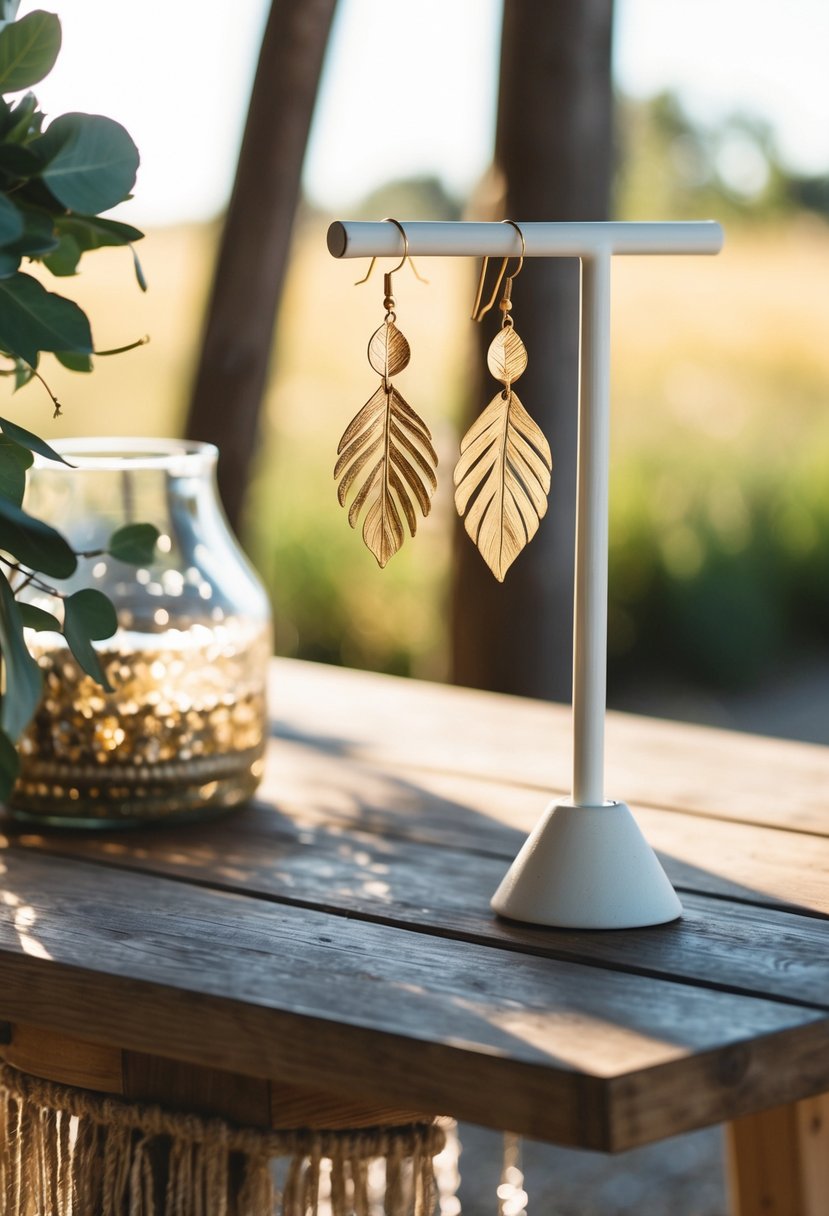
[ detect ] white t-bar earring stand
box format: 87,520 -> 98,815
328,220 -> 724,929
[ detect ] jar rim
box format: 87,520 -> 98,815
31,437 -> 218,472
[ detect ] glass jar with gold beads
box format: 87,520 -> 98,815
10,438 -> 272,828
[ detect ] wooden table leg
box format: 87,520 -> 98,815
726,1094 -> 829,1216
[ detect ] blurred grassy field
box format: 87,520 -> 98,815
6,215 -> 829,687
1,224 -> 216,439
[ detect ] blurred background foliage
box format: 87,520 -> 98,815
5,84 -> 829,715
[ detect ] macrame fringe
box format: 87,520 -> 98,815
0,1064 -> 444,1216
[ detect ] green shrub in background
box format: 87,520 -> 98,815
251,438 -> 829,696
247,443 -> 449,680
608,451 -> 829,692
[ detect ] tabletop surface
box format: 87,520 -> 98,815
2,658 -> 829,1152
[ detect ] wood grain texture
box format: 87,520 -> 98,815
16,727 -> 829,920
123,1053 -> 272,1127
4,658 -> 829,1158
727,1094 -> 829,1216
0,848 -> 826,1149
268,1084 -> 428,1131
123,1053 -> 427,1130
12,802 -> 829,1007
2,1023 -> 122,1092
0,1024 -> 428,1130
266,659 -> 829,836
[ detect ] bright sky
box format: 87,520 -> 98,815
18,0 -> 829,227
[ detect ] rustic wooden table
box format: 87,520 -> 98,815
2,658 -> 829,1215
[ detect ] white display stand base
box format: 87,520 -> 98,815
491,801 -> 682,929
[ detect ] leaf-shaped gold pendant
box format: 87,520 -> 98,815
335,378 -> 438,569
487,326 -> 528,386
368,320 -> 410,382
454,385 -> 552,582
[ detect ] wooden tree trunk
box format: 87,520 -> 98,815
451,0 -> 614,701
184,0 -> 337,532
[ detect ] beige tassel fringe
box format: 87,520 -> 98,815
0,1064 -> 444,1216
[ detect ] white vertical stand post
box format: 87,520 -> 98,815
491,248 -> 682,928
329,221 -> 722,930
573,252 -> 611,809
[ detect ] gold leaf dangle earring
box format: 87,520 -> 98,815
335,218 -> 438,568
454,220 -> 552,582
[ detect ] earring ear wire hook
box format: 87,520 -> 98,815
471,219 -> 526,321
503,218 -> 525,281
354,218 -> 428,287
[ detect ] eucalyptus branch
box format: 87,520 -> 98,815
96,335 -> 149,357
27,365 -> 63,418
13,569 -> 35,593
0,555 -> 61,599
1,546 -> 115,592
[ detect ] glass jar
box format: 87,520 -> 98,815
10,438 -> 272,828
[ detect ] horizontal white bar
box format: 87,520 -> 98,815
327,220 -> 724,260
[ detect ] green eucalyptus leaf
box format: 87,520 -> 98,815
12,356 -> 31,389
0,431 -> 31,503
0,569 -> 42,741
43,232 -> 81,277
0,143 -> 39,178
0,10 -> 61,92
0,250 -> 20,278
0,727 -> 20,802
108,522 -> 159,566
0,193 -> 22,245
0,414 -> 71,463
4,91 -> 40,143
0,272 -> 93,364
56,214 -> 144,249
54,348 -> 91,372
2,205 -> 58,257
63,587 -> 116,691
36,112 -> 139,214
0,495 -> 76,577
18,601 -> 59,632
53,215 -> 146,287
131,245 -> 147,291
64,587 -> 116,639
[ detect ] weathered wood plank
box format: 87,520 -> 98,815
0,849 -> 826,1149
9,811 -> 829,1011
267,1084 -> 429,1131
123,1052 -> 272,1126
269,660 -> 829,836
13,737 -> 829,918
1,1022 -> 122,1092
123,1054 -> 428,1130
0,1024 -> 428,1129
611,1031 -> 829,1155
9,811 -> 829,1066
